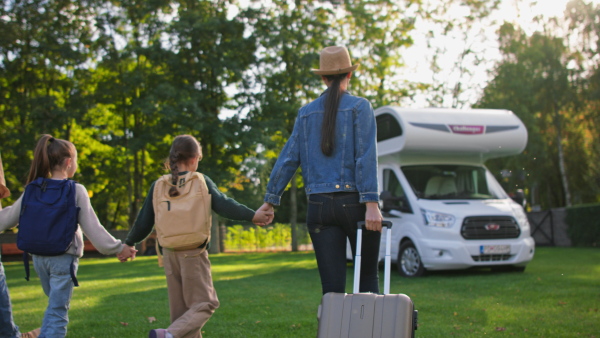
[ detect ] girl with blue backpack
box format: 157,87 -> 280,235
0,134 -> 137,338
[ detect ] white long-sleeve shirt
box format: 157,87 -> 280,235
0,182 -> 124,257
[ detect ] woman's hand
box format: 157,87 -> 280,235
364,202 -> 383,232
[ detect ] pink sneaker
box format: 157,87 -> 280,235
149,329 -> 169,338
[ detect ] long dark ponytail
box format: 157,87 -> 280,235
165,135 -> 202,197
321,73 -> 348,156
26,134 -> 75,184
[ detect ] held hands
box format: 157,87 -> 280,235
365,202 -> 383,232
253,202 -> 275,226
117,245 -> 138,262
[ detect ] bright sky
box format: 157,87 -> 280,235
402,0 -> 600,108
516,0 -> 575,20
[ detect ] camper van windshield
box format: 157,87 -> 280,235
402,165 -> 507,200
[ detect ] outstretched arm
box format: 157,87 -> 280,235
204,175 -> 257,222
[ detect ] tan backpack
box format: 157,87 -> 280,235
152,172 -> 212,251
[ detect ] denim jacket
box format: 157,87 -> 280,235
264,91 -> 379,205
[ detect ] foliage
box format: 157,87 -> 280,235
411,0 -> 502,108
477,1 -> 600,209
565,203 -> 600,247
4,247 -> 600,336
333,0 -> 417,107
0,0 -> 257,228
1,0 -> 425,230
1,0 -> 598,231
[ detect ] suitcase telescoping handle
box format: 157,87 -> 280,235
354,221 -> 393,295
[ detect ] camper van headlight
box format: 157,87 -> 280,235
421,209 -> 455,228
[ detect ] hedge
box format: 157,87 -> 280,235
223,223 -> 311,251
566,204 -> 600,247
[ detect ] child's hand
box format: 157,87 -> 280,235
253,203 -> 274,226
117,245 -> 138,262
0,182 -> 10,199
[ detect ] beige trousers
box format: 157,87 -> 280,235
162,248 -> 219,338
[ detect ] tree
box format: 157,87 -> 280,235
335,0 -> 417,107
477,20 -> 594,208
92,0 -> 173,226
0,151 -> 7,210
0,0 -> 100,196
565,0 -> 600,201
242,0 -> 332,250
406,0 -> 501,108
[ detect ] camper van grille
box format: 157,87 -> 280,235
471,254 -> 512,262
461,216 -> 520,240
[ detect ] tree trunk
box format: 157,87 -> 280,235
129,149 -> 140,226
209,211 -> 220,254
554,104 -> 571,207
219,224 -> 227,253
290,173 -> 298,252
0,152 -> 5,210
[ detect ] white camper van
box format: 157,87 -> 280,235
372,106 -> 535,277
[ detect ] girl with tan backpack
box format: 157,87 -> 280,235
124,134 -> 273,338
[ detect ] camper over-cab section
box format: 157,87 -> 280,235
375,107 -> 528,165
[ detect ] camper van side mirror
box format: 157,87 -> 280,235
510,189 -> 526,208
380,191 -> 394,212
380,191 -> 411,215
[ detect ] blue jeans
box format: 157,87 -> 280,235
33,254 -> 78,338
307,192 -> 381,295
1,260 -> 21,338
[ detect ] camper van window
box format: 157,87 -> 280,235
376,113 -> 402,142
381,169 -> 412,214
402,165 -> 506,200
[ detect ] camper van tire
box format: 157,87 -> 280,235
398,241 -> 425,277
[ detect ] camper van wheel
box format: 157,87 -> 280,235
398,241 -> 425,277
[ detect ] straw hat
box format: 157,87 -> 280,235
311,46 -> 359,75
0,183 -> 9,199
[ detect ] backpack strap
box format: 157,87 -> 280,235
23,252 -> 30,281
159,172 -> 201,187
192,172 -> 209,195
70,257 -> 79,287
68,180 -> 79,287
22,252 -> 79,286
157,172 -> 207,198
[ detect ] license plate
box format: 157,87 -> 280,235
480,245 -> 510,254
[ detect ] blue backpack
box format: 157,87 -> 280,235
17,178 -> 80,285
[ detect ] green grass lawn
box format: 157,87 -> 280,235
3,247 -> 600,337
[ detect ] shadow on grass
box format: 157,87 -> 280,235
6,248 -> 599,337
68,288 -> 171,337
64,257 -> 324,338
37,252 -> 320,337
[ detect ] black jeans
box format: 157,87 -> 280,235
307,192 -> 381,295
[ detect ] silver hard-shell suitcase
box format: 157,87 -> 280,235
317,221 -> 418,338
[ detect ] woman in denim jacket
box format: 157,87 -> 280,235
259,46 -> 383,295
